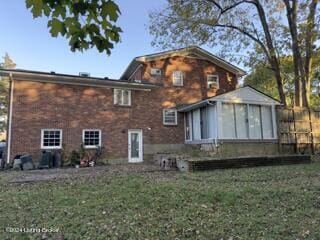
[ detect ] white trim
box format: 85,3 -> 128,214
216,101 -> 223,139
212,86 -> 280,105
41,129 -> 62,149
113,89 -> 131,106
82,129 -> 102,149
207,74 -> 219,89
128,129 -> 143,163
128,64 -> 143,81
184,112 -> 193,141
163,109 -> 178,125
218,99 -> 277,105
272,105 -> 277,139
178,86 -> 280,113
185,139 -> 277,144
6,75 -> 14,163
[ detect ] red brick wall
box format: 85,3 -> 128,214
10,56 -> 237,162
132,56 -> 237,99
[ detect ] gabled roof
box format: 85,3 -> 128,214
0,69 -> 160,91
120,46 -> 246,80
178,86 -> 281,112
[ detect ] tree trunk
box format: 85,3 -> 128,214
305,0 -> 318,106
283,0 -> 308,107
254,0 -> 287,106
272,59 -> 287,106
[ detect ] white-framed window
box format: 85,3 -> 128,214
221,103 -> 274,140
41,129 -> 62,149
114,89 -> 131,106
172,71 -> 183,86
151,68 -> 162,76
163,109 -> 178,125
207,75 -> 219,89
83,129 -> 101,149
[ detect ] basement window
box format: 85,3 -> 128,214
163,109 -> 178,125
83,129 -> 101,149
41,129 -> 62,149
114,89 -> 131,106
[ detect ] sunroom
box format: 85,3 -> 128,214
178,86 -> 281,145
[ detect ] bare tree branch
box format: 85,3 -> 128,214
214,24 -> 271,61
205,0 -> 254,14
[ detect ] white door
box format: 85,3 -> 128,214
128,129 -> 143,163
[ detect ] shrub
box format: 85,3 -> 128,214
69,150 -> 80,166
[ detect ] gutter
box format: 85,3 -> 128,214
178,99 -> 210,112
0,70 -> 159,91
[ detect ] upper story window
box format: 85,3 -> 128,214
83,129 -> 101,149
114,89 -> 131,106
163,109 -> 178,125
172,71 -> 184,86
207,75 -> 219,89
41,129 -> 62,149
151,68 -> 162,76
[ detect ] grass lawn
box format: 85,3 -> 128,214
1,163 -> 320,240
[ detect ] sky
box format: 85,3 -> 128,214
0,0 -> 172,79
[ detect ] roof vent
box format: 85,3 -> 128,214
50,71 -> 56,74
104,77 -> 109,80
79,72 -> 90,77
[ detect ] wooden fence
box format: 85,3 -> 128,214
277,107 -> 320,155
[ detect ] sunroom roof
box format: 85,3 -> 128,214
178,86 -> 281,112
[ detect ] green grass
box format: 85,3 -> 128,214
1,163 -> 320,239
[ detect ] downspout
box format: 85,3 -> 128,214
6,73 -> 13,164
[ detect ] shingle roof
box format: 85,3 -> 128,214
0,68 -> 160,90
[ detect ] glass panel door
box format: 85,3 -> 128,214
235,104 -> 248,139
130,133 -> 139,158
128,130 -> 143,162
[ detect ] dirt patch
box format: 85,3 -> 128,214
6,163 -> 171,183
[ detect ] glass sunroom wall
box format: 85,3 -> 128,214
220,102 -> 275,140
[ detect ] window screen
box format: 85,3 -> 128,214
172,71 -> 183,86
261,106 -> 273,138
249,105 -> 262,139
200,107 -> 208,139
185,112 -> 192,140
235,104 -> 248,138
222,103 -> 236,138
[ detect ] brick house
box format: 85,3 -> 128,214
0,46 -> 280,164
